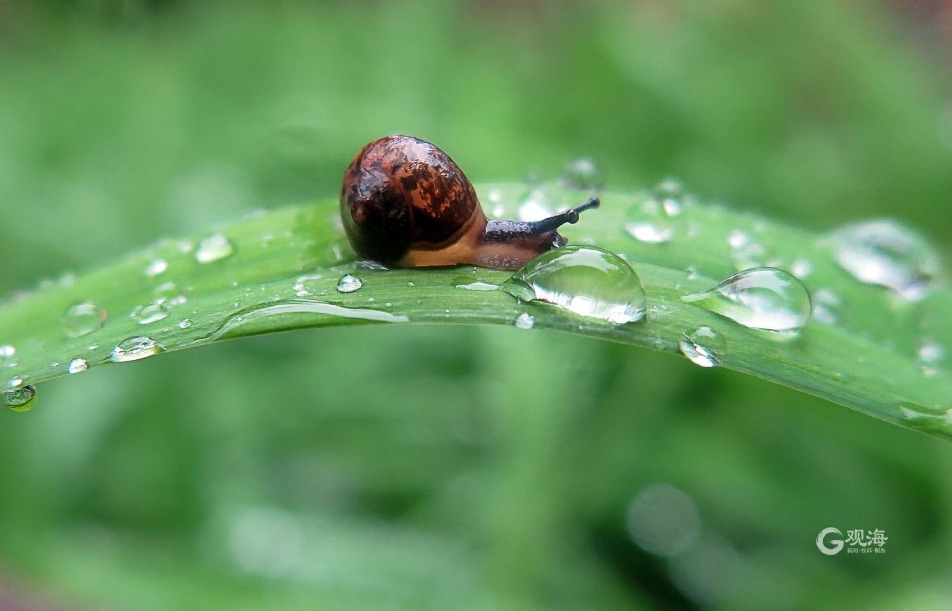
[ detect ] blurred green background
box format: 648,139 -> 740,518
1,0 -> 951,609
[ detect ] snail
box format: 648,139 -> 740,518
340,135 -> 599,270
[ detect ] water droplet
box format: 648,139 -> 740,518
144,258 -> 168,277
682,267 -> 812,332
653,179 -> 686,217
790,258 -> 812,279
0,345 -> 17,367
200,301 -> 408,342
504,245 -> 647,324
456,281 -> 499,291
293,273 -> 324,297
679,326 -> 725,368
110,337 -> 163,363
727,229 -> 750,250
830,220 -> 941,300
357,260 -> 388,270
727,229 -> 767,271
514,313 -> 535,329
63,301 -> 105,338
517,189 -> 555,222
195,233 -> 234,264
811,289 -> 842,326
154,281 -> 187,306
627,221 -> 673,244
336,274 -> 362,293
898,403 -> 952,434
918,339 -> 945,377
178,319 -> 193,329
624,195 -> 678,244
131,301 -> 171,325
67,358 -> 88,374
4,385 -> 36,412
560,157 -> 603,190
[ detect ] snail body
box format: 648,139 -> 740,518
340,135 -> 598,270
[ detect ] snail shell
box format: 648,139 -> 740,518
340,135 -> 598,270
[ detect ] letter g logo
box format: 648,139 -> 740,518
816,527 -> 844,555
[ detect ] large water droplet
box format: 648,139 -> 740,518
682,267 -> 812,332
336,274 -> 362,293
504,245 -> 647,324
830,220 -> 941,300
131,301 -> 171,325
679,326 -> 725,368
63,301 -> 105,338
4,384 -> 36,412
195,233 -> 235,264
110,336 -> 163,363
560,157 -> 603,190
67,358 -> 88,374
201,301 -> 408,342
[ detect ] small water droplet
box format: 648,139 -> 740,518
830,220 -> 941,300
679,326 -> 725,368
790,259 -> 812,279
0,345 -> 17,368
195,233 -> 234,264
131,301 -> 171,325
653,179 -> 686,217
898,402 -> 952,434
110,336 -> 163,363
456,281 -> 499,291
178,319 -> 193,329
154,281 -> 187,306
514,312 -> 535,329
4,385 -> 36,412
67,358 -> 88,374
811,289 -> 842,326
682,267 -> 812,332
727,229 -> 767,270
63,301 -> 105,338
624,194 -> 679,244
504,245 -> 647,324
144,258 -> 168,277
517,189 -> 555,222
626,222 -> 673,244
918,339 -> 945,377
336,274 -> 362,293
727,230 -> 750,250
560,157 -> 603,190
293,273 -> 324,297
